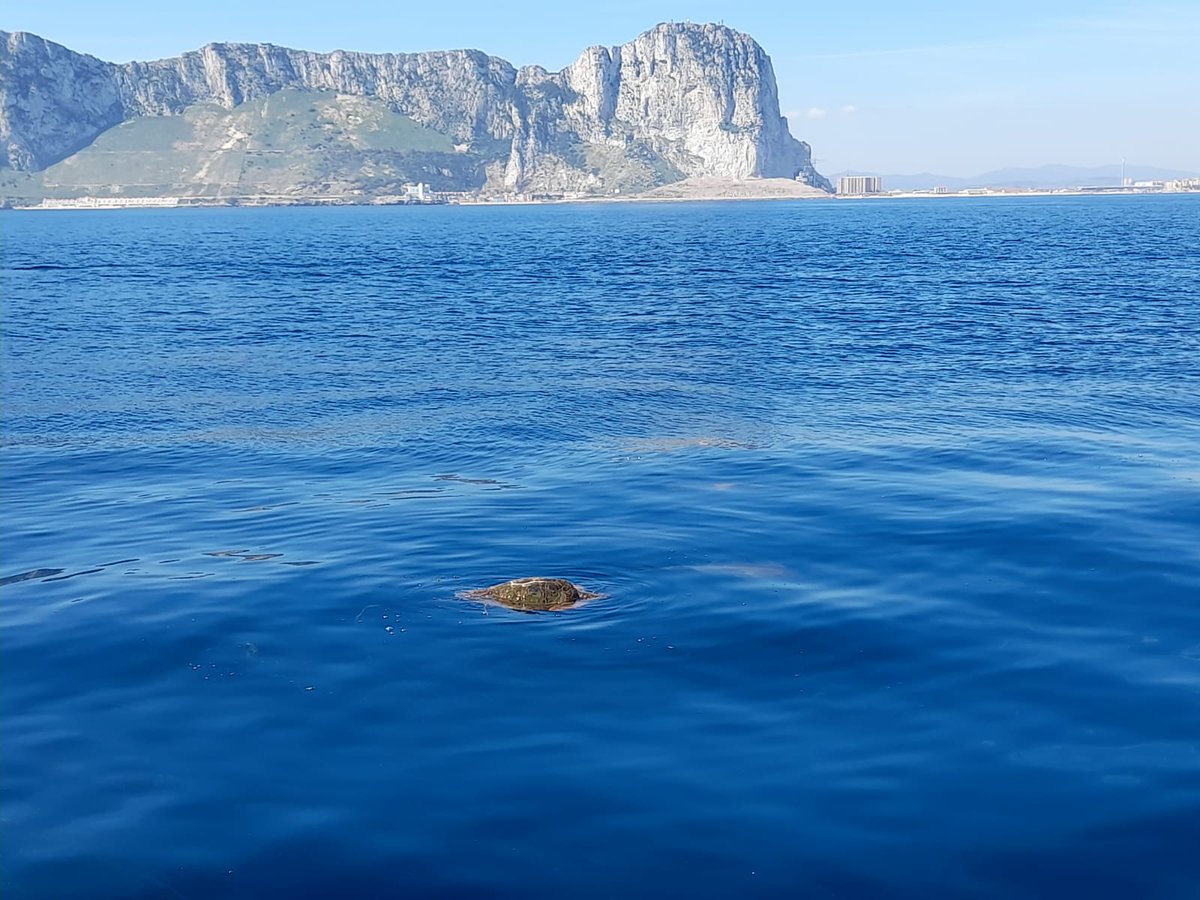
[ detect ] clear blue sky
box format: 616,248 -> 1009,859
4,1 -> 1197,175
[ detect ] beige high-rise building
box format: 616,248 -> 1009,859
837,176 -> 883,195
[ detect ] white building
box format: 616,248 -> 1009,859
838,175 -> 882,195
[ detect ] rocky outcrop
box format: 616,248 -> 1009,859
0,32 -> 124,170
115,44 -> 518,144
463,578 -> 603,612
1,23 -> 830,193
505,24 -> 827,191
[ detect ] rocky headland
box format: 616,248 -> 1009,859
0,23 -> 831,202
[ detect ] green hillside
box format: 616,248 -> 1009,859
6,90 -> 498,200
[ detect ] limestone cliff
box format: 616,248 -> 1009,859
1,31 -> 125,170
0,23 -> 831,195
507,24 -> 826,192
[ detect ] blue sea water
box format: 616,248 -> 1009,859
2,195 -> 1199,898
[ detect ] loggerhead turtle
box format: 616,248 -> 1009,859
461,577 -> 603,612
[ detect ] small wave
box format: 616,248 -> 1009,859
40,568 -> 105,582
204,550 -> 284,562
1011,742 -> 1200,773
434,473 -> 519,488
619,436 -> 763,454
689,562 -> 794,580
7,262 -> 118,271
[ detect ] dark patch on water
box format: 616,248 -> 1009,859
204,550 -> 284,561
40,568 -> 105,582
0,567 -> 65,585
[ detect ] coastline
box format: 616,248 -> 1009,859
6,181 -> 1197,211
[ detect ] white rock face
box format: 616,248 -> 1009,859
0,23 -> 830,193
0,31 -> 125,170
116,44 -> 519,144
507,23 -> 826,191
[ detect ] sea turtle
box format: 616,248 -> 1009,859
462,577 -> 603,612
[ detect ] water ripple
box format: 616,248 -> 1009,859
2,196 -> 1198,899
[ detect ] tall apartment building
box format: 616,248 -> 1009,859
837,176 -> 883,195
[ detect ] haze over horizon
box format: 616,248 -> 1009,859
4,0 -> 1197,177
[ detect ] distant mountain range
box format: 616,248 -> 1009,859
834,165 -> 1199,192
